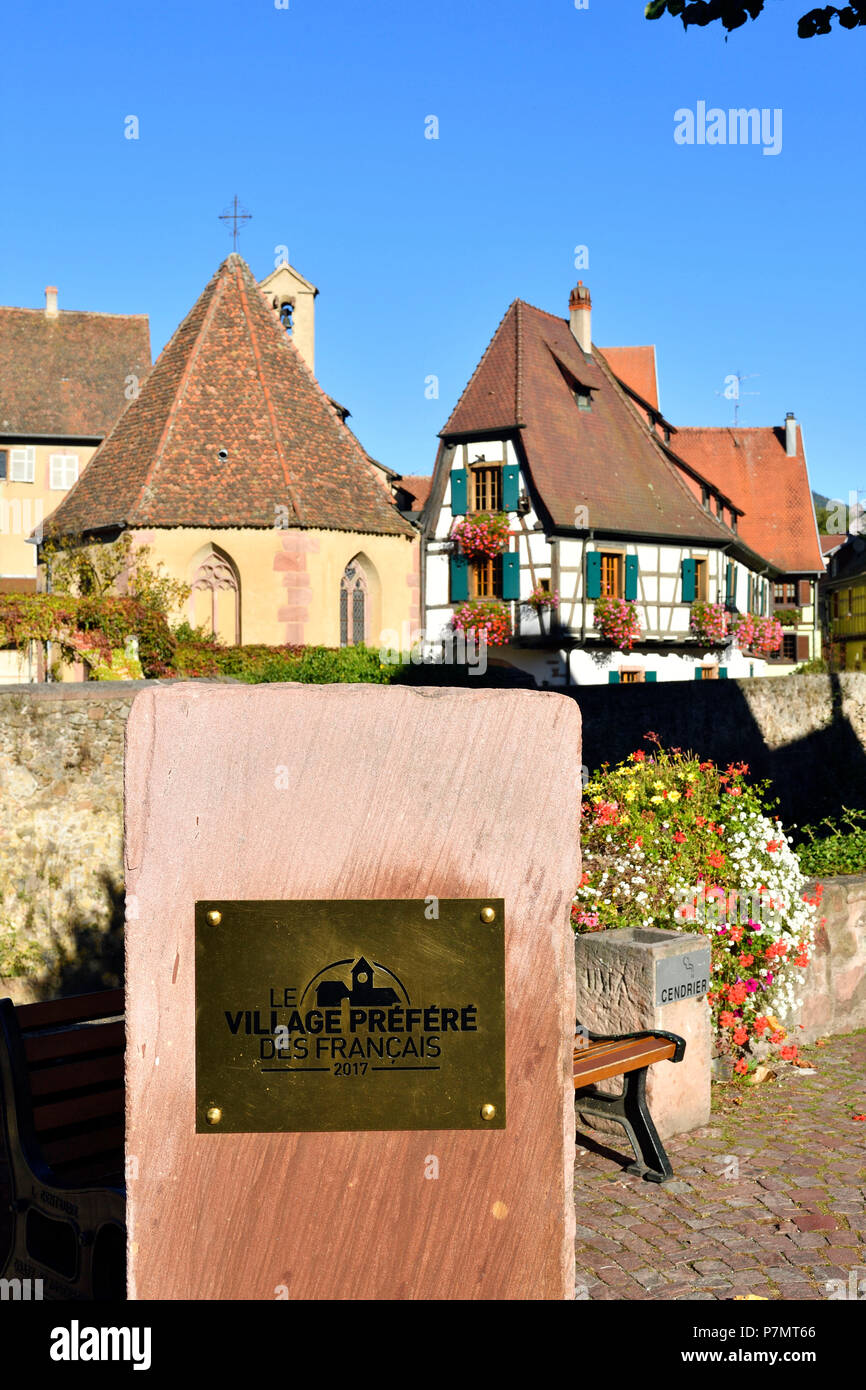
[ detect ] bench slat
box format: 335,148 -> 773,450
574,1037 -> 676,1087
24,1021 -> 125,1064
15,990 -> 124,1032
28,1053 -> 125,1098
40,1124 -> 125,1168
32,1086 -> 125,1133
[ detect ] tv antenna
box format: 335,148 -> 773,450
715,370 -> 759,426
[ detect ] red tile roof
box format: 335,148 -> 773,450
441,299 -> 732,542
598,345 -> 659,410
0,306 -> 151,437
44,255 -> 414,538
399,475 -> 432,510
674,426 -> 825,574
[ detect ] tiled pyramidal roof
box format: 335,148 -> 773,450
441,298 -> 732,542
0,306 -> 151,436
674,426 -> 825,574
45,254 -> 414,537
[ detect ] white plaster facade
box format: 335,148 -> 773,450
424,439 -> 776,687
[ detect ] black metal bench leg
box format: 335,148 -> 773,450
576,1066 -> 675,1184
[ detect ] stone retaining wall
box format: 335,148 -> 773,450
0,683 -> 142,1001
799,874 -> 866,1042
1,677 -> 866,1018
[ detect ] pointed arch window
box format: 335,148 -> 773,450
192,548 -> 240,645
340,560 -> 368,646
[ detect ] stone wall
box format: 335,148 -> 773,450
0,683 -> 142,1001
1,674 -> 866,1010
799,874 -> 866,1043
572,671 -> 866,827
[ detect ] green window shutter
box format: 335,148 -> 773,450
586,551 -> 601,600
725,561 -> 735,605
681,557 -> 696,603
645,670 -> 657,682
450,468 -> 468,516
502,463 -> 520,511
747,574 -> 754,611
719,667 -> 728,678
450,553 -> 469,602
608,671 -> 620,684
501,552 -> 520,601
625,555 -> 638,601
694,667 -> 703,680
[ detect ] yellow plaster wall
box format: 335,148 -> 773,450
132,526 -> 419,648
0,443 -> 98,581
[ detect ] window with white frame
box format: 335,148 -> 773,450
49,453 -> 79,490
9,447 -> 35,483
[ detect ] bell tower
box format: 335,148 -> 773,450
259,259 -> 319,373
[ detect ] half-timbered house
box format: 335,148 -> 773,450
421,283 -> 821,686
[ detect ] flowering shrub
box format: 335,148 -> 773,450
735,613 -> 783,657
593,597 -> 641,652
0,594 -> 174,676
451,601 -> 511,645
526,585 -> 559,613
690,601 -> 729,644
572,737 -> 821,1074
450,513 -> 511,559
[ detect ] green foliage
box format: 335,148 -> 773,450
0,594 -> 175,677
168,634 -> 402,684
793,657 -> 829,674
774,608 -> 802,627
43,533 -> 190,617
796,809 -> 866,877
0,920 -> 44,977
645,0 -> 866,37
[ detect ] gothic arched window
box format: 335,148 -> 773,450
340,560 -> 368,647
191,548 -> 240,645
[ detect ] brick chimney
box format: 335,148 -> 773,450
44,286 -> 58,318
569,282 -> 591,354
785,411 -> 797,457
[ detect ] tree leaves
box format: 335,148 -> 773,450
645,0 -> 866,35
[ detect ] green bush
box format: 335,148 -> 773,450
168,633 -> 403,684
796,809 -> 866,877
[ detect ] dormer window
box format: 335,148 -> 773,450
573,387 -> 592,412
701,485 -> 710,510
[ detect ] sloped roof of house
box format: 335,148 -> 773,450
598,345 -> 659,411
673,426 -> 825,574
43,254 -> 414,538
398,475 -> 432,510
0,304 -> 151,437
440,298 -> 733,543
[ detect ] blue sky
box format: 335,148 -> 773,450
1,0 -> 863,502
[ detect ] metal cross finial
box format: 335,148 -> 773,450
219,196 -> 252,250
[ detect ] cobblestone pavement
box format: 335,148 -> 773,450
574,1030 -> 866,1300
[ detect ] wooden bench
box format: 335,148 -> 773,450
574,1027 -> 686,1183
0,988 -> 126,1299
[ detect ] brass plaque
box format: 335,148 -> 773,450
195,899 -> 506,1133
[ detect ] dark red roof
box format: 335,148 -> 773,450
0,306 -> 151,437
45,255 -> 414,538
441,299 -> 732,542
398,475 -> 432,510
674,427 -> 825,574
598,346 -> 659,410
